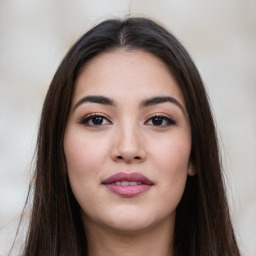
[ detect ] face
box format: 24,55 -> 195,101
64,49 -> 194,235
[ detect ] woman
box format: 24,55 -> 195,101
20,17 -> 240,255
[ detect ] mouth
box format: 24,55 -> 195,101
102,172 -> 153,197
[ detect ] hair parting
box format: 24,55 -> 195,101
12,17 -> 240,256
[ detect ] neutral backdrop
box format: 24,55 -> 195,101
0,1 -> 255,255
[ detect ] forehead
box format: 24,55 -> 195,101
73,49 -> 185,107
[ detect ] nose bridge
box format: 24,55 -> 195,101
119,120 -> 139,148
113,118 -> 145,162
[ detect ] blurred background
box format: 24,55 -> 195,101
0,1 -> 255,255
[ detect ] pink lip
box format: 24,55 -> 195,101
102,172 -> 153,197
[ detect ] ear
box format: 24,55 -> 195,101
188,162 -> 197,176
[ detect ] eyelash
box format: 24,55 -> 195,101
145,114 -> 177,127
80,113 -> 177,127
80,113 -> 112,126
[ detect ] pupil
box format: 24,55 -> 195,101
93,116 -> 103,125
152,117 -> 163,125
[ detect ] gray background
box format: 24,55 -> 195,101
0,1 -> 255,255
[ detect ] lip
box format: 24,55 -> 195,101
102,172 -> 153,197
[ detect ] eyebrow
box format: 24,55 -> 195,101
74,95 -> 185,114
74,95 -> 115,111
140,96 -> 185,113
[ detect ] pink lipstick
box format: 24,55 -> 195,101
102,172 -> 153,197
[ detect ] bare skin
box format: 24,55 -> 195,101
64,49 -> 195,255
85,213 -> 174,256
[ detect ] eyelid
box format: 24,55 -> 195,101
80,112 -> 112,125
144,113 -> 177,126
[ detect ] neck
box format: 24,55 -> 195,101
84,216 -> 174,256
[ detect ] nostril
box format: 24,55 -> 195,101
116,155 -> 141,161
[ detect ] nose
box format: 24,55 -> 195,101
111,123 -> 146,164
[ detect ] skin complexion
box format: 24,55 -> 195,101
64,49 -> 195,256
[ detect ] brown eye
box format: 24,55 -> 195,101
145,115 -> 176,127
151,116 -> 164,126
91,116 -> 104,125
81,114 -> 111,126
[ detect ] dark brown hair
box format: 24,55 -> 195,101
19,17 -> 240,256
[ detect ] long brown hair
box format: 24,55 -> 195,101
19,17 -> 240,255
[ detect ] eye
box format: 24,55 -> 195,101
145,115 -> 176,127
80,113 -> 112,126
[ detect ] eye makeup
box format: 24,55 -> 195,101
145,114 -> 177,127
80,113 -> 112,127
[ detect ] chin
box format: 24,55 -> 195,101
81,201 -> 176,236
102,210 -> 170,235
105,219 -> 156,235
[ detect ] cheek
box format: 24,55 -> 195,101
64,131 -> 110,185
151,134 -> 191,203
64,131 -> 112,213
152,134 -> 191,174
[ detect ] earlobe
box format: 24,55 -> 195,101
188,163 -> 197,176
